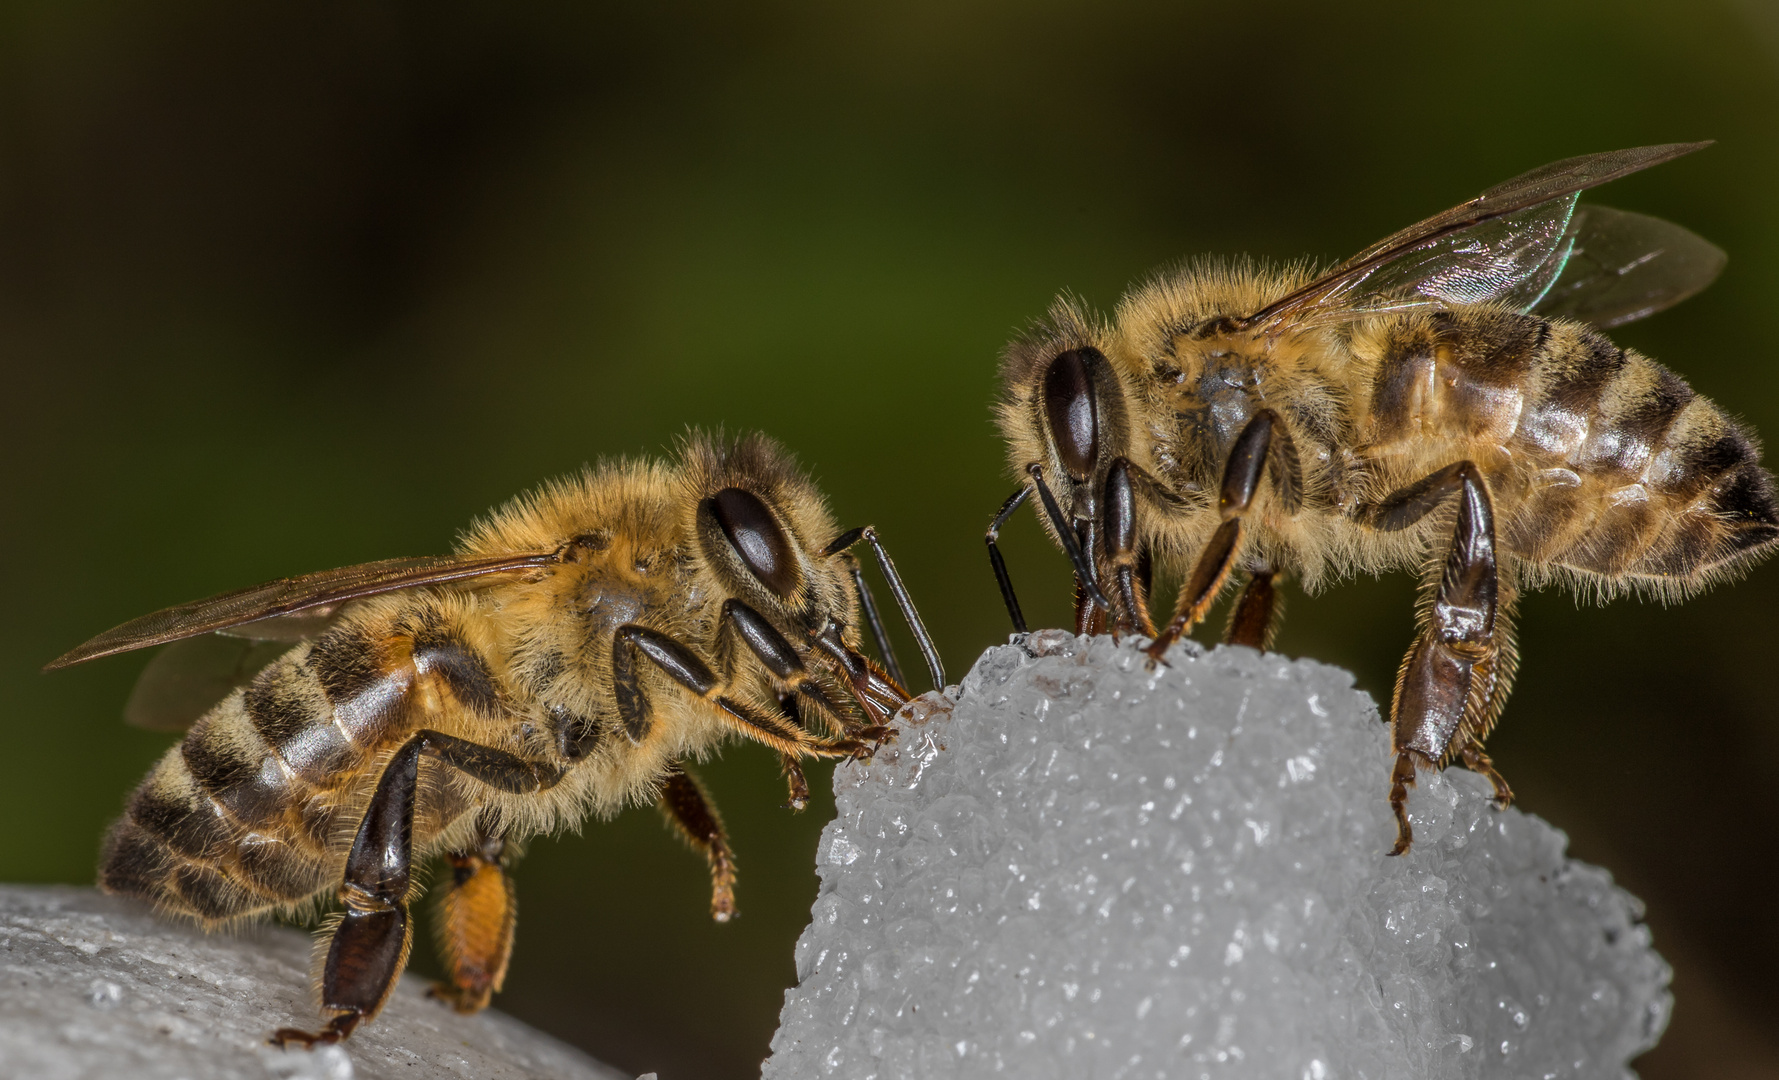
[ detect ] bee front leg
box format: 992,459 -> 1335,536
657,761 -> 739,921
1364,461 -> 1511,856
270,732 -> 561,1047
717,600 -> 879,741
1147,410 -> 1303,663
1073,519 -> 1108,637
614,624 -> 869,760
428,812 -> 517,1014
1103,458 -> 1157,637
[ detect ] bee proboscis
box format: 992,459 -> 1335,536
49,431 -> 943,1046
988,142 -> 1772,853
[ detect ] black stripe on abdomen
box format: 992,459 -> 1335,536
181,713 -> 291,828
245,658 -> 356,784
311,623 -> 413,745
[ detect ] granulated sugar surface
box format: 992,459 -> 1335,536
765,634 -> 1669,1080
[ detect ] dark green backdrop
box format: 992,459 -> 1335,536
3,3 -> 1777,1077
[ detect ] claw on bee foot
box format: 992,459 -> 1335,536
778,753 -> 811,811
843,738 -> 885,762
1386,751 -> 1419,857
1141,639 -> 1174,669
711,881 -> 737,922
269,1012 -> 357,1049
1459,744 -> 1514,811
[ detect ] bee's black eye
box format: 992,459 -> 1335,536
708,487 -> 798,597
1044,348 -> 1102,480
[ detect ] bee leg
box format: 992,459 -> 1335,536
1074,576 -> 1107,636
809,616 -> 915,733
1072,519 -> 1111,636
614,624 -> 869,761
985,486 -> 1032,634
1104,458 -> 1158,637
1460,741 -> 1515,809
768,696 -> 817,809
1147,409 -> 1302,663
427,812 -> 517,1014
1365,461 -> 1501,856
270,732 -> 561,1047
718,600 -> 881,741
780,753 -> 812,810
658,761 -> 738,921
1387,749 -> 1424,858
1224,565 -> 1282,650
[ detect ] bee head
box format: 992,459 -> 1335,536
680,430 -> 851,630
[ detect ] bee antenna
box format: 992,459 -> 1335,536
825,527 -> 946,691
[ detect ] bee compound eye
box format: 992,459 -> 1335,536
1043,348 -> 1101,481
708,487 -> 799,597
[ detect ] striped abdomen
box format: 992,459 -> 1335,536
102,610 -> 500,924
1366,309 -> 1779,584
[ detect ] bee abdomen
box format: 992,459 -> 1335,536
1503,321 -> 1779,579
101,653 -> 348,923
101,610 -> 514,924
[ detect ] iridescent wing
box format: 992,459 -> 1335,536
46,551 -> 558,670
1529,204 -> 1726,328
1242,142 -> 1712,332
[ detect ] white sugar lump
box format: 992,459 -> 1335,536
765,633 -> 1671,1080
0,884 -> 630,1080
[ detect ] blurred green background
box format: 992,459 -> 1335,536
3,1 -> 1777,1077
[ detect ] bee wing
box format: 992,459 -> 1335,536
1244,142 -> 1712,331
123,606 -> 350,732
123,634 -> 299,732
45,551 -> 558,670
1527,204 -> 1726,329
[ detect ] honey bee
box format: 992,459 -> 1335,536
46,431 -> 943,1047
987,142 -> 1774,855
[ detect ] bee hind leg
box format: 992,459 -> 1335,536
658,762 -> 738,921
270,732 -> 561,1047
1364,461 -> 1505,856
427,811 -> 518,1014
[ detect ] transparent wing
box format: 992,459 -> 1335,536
123,634 -> 299,732
124,605 -> 350,733
46,551 -> 558,670
1243,142 -> 1712,331
1529,204 -> 1726,328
